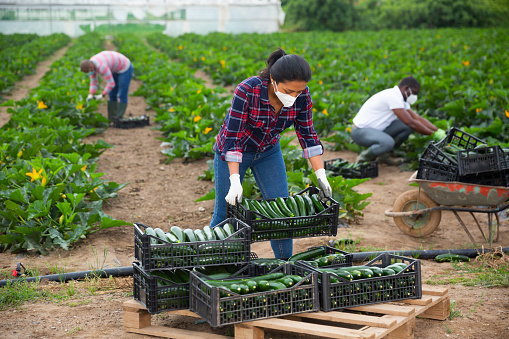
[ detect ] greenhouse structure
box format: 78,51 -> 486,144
0,0 -> 285,36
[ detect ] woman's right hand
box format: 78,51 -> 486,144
225,173 -> 243,205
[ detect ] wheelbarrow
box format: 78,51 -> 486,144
385,171 -> 509,245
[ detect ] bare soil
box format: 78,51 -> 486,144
0,45 -> 508,339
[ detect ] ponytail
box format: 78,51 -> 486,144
259,48 -> 311,83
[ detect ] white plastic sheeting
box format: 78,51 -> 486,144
0,0 -> 285,37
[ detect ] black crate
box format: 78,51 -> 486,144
298,253 -> 421,312
189,263 -> 319,327
324,158 -> 378,179
459,169 -> 509,187
457,145 -> 507,176
113,115 -> 150,129
416,159 -> 459,182
226,186 -> 339,242
134,218 -> 251,270
420,142 -> 457,165
293,245 -> 353,268
133,262 -> 189,314
435,127 -> 487,150
248,252 -> 287,275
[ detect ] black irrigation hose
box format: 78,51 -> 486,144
0,266 -> 133,287
350,247 -> 509,262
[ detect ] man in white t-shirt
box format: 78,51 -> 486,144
351,77 -> 437,164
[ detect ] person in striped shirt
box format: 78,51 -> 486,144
209,48 -> 332,259
80,51 -> 134,122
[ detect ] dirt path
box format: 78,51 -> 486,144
0,44 -> 71,128
0,41 -> 508,339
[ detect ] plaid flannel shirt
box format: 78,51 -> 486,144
214,76 -> 323,162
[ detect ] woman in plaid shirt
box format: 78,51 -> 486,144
210,48 -> 332,259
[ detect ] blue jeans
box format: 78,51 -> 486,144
351,119 -> 413,156
209,142 -> 292,259
109,64 -> 133,103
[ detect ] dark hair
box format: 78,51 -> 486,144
259,48 -> 312,83
398,76 -> 420,92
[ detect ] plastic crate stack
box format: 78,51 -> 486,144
324,157 -> 378,179
113,115 -> 150,129
132,218 -> 252,314
417,127 -> 509,186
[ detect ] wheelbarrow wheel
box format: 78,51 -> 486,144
393,190 -> 442,237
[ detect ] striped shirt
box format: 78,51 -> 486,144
88,51 -> 131,95
214,76 -> 323,163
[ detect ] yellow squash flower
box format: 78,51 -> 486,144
476,108 -> 482,113
194,115 -> 201,122
505,110 -> 509,119
318,80 -> 323,85
76,103 -> 83,110
201,56 -> 205,61
203,127 -> 213,134
26,168 -> 43,182
37,101 -> 48,109
169,107 -> 175,112
81,165 -> 87,172
178,45 -> 183,50
322,109 -> 328,116
462,60 -> 470,67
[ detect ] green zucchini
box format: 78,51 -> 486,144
288,247 -> 326,262
311,194 -> 325,212
367,266 -> 383,277
183,229 -> 197,242
302,194 -> 316,215
385,264 -> 404,273
315,257 -> 330,266
434,253 -> 470,262
193,229 -> 206,242
294,194 -> 307,216
245,280 -> 258,292
170,226 -> 184,243
145,227 -> 157,244
251,199 -> 270,218
286,196 -> 300,217
276,197 -> 294,217
229,284 -> 242,294
269,200 -> 287,218
237,284 -> 250,294
165,232 -> 179,243
267,282 -> 287,291
381,268 -> 396,276
214,226 -> 226,240
260,200 -> 279,219
276,277 -> 294,287
153,228 -> 167,242
356,268 -> 373,279
203,226 -> 216,240
338,268 -> 362,279
222,223 -> 235,237
257,280 -> 271,291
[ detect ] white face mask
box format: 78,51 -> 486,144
87,71 -> 95,76
406,88 -> 418,105
272,81 -> 297,108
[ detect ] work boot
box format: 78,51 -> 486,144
116,102 -> 128,120
378,153 -> 404,166
356,148 -> 376,163
107,101 -> 118,122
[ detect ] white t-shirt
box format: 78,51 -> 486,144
353,85 -> 410,131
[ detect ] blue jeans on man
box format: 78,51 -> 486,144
109,64 -> 133,103
209,142 -> 292,259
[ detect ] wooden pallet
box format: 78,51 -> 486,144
123,285 -> 449,339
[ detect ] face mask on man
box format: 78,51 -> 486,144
87,70 -> 95,76
272,80 -> 297,108
406,88 -> 418,105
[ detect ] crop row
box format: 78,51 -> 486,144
0,33 -> 71,97
0,33 -> 128,254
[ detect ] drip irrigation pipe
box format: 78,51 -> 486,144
349,247 -> 509,262
0,266 -> 133,287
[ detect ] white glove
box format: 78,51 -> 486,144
94,94 -> 103,100
86,94 -> 94,102
225,173 -> 243,205
315,168 -> 332,199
